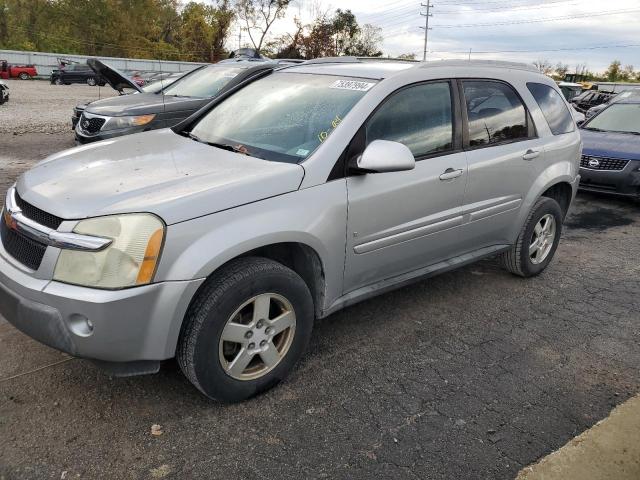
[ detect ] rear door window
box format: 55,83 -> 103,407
462,80 -> 529,147
527,82 -> 575,135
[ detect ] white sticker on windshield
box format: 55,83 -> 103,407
296,148 -> 309,156
330,80 -> 375,92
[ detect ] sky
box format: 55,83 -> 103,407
223,0 -> 640,73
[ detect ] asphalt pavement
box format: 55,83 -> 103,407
0,133 -> 639,480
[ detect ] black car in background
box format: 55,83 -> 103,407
50,63 -> 107,86
571,90 -> 615,114
74,59 -> 275,143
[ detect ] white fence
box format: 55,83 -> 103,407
0,49 -> 208,77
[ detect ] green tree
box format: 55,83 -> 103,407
606,60 -> 622,81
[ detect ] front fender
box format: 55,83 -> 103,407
155,181 -> 348,312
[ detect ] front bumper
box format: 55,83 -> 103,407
0,249 -> 204,363
579,160 -> 640,197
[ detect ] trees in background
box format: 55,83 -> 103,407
265,8 -> 383,60
235,0 -> 290,54
0,0 -> 234,61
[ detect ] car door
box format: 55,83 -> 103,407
344,80 -> 468,293
459,79 -> 547,248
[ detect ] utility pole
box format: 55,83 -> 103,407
420,2 -> 433,62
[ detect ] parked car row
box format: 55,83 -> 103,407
0,58 -> 583,402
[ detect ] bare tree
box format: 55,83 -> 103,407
532,59 -> 553,75
554,62 -> 569,79
236,0 -> 291,53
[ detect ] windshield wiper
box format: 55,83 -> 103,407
582,127 -> 605,132
186,133 -> 255,155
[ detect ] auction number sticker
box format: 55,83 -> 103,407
330,80 -> 376,92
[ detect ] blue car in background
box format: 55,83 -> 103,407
579,96 -> 640,199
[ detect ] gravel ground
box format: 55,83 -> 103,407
0,79 -> 117,135
0,85 -> 639,479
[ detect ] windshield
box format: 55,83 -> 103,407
162,66 -> 244,98
190,73 -> 376,163
141,76 -> 180,94
584,103 -> 640,134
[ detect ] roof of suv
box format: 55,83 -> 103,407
284,58 -> 542,80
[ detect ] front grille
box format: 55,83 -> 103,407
0,214 -> 47,270
79,114 -> 105,134
15,193 -> 63,230
580,155 -> 629,171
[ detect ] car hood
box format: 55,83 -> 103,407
580,128 -> 640,161
87,58 -> 142,93
16,129 -> 305,225
83,93 -> 208,117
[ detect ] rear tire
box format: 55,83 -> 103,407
177,257 -> 314,402
18,72 -> 30,80
86,76 -> 96,86
501,197 -> 563,277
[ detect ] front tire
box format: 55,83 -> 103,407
501,197 -> 563,277
86,76 -> 96,86
177,257 -> 314,402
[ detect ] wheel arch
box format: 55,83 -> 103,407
510,161 -> 578,241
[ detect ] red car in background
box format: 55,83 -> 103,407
0,60 -> 37,80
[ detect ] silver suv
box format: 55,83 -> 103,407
0,59 -> 581,402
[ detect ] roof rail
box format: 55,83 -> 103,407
302,56 -> 361,65
419,59 -> 539,72
300,56 -> 420,66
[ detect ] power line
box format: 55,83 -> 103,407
432,42 -> 640,55
434,8 -> 640,28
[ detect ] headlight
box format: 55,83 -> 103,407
102,114 -> 156,131
54,214 -> 165,289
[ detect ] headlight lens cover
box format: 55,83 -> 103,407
102,114 -> 156,131
54,214 -> 165,289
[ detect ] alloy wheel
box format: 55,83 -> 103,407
218,293 -> 296,381
529,213 -> 556,264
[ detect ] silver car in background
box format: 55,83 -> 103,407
0,59 -> 581,402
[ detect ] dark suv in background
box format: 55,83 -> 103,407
74,59 -> 275,143
50,63 -> 106,86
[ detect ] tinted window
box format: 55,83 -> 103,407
527,82 -> 575,135
463,80 -> 528,147
366,82 -> 453,158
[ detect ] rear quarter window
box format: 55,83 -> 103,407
527,83 -> 575,135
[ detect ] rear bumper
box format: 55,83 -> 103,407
579,161 -> 640,197
0,249 -> 204,363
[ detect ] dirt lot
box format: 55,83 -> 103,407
0,82 -> 639,480
0,79 -> 116,135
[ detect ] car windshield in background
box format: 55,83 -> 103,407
141,76 -> 180,94
584,103 -> 640,134
189,73 -> 377,163
162,66 -> 244,98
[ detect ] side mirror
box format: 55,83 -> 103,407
353,140 -> 415,173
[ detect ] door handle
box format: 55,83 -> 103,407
439,168 -> 463,181
522,149 -> 541,161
